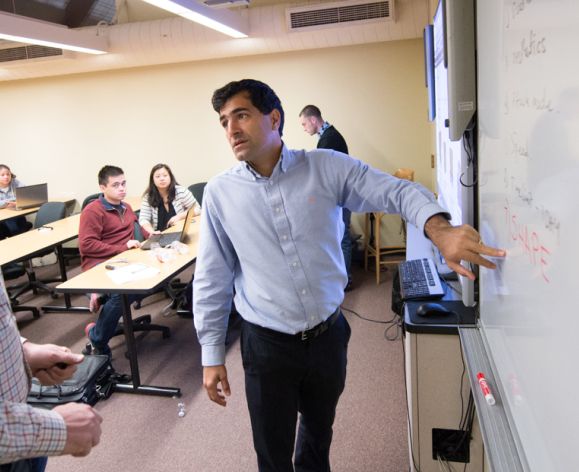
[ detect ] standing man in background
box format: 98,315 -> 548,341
299,105 -> 348,154
299,105 -> 353,290
194,79 -> 504,472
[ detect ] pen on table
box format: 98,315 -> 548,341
105,259 -> 129,270
477,372 -> 496,406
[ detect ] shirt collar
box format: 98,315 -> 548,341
318,121 -> 331,137
99,194 -> 125,212
240,143 -> 293,179
279,144 -> 295,172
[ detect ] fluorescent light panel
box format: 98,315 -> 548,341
142,0 -> 248,38
0,12 -> 108,55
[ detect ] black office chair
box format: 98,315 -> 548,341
81,193 -> 102,210
0,217 -> 32,239
188,182 -> 206,207
2,262 -> 40,319
9,202 -> 67,301
59,192 -> 102,268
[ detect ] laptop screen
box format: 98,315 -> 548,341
178,207 -> 195,242
14,183 -> 48,210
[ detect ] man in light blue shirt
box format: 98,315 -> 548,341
193,79 -> 505,472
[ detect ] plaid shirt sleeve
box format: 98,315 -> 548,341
0,276 -> 67,464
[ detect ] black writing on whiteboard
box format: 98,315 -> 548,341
511,89 -> 553,112
503,169 -> 561,240
505,0 -> 535,29
510,0 -> 534,24
512,30 -> 547,65
510,132 -> 529,158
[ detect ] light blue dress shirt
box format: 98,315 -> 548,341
193,145 -> 446,366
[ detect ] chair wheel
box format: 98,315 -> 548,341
162,329 -> 171,339
12,300 -> 19,306
51,292 -> 59,299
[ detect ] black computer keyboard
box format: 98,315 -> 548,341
398,258 -> 445,300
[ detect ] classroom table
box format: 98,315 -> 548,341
0,206 -> 40,222
0,198 -> 76,222
0,196 -> 143,313
124,195 -> 142,210
56,216 -> 200,397
0,213 -> 86,312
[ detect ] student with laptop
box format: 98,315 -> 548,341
139,163 -> 200,234
0,164 -> 32,238
140,206 -> 195,250
79,165 -> 150,359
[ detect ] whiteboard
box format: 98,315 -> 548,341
477,1 -> 579,470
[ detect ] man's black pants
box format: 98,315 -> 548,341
241,312 -> 351,472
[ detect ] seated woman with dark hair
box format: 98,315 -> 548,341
0,164 -> 32,238
139,163 -> 200,234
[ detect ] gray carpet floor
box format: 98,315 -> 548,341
13,260 -> 409,472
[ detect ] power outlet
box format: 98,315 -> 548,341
432,428 -> 470,463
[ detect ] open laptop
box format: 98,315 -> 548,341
10,183 -> 48,210
140,207 -> 195,250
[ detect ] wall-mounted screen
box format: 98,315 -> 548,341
423,24 -> 436,122
433,0 -> 476,306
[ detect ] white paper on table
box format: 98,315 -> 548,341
105,263 -> 160,285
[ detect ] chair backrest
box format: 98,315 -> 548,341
394,168 -> 415,181
34,202 -> 66,228
188,182 -> 207,207
82,193 -> 102,210
133,221 -> 145,242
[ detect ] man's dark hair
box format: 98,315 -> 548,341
212,79 -> 285,137
299,105 -> 322,119
98,165 -> 124,186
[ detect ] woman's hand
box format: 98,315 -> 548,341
167,212 -> 186,227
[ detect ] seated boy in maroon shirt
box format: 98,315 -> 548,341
79,165 -> 149,358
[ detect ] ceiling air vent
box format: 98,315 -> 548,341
287,0 -> 394,31
0,44 -> 64,64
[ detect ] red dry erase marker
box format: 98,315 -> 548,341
477,372 -> 496,405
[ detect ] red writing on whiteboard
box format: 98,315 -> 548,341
504,202 -> 551,283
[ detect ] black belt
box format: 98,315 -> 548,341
297,308 -> 341,341
245,308 -> 341,342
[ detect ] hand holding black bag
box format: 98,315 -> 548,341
27,354 -> 116,409
3,356 -> 115,472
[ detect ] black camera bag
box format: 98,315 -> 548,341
27,354 -> 115,409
